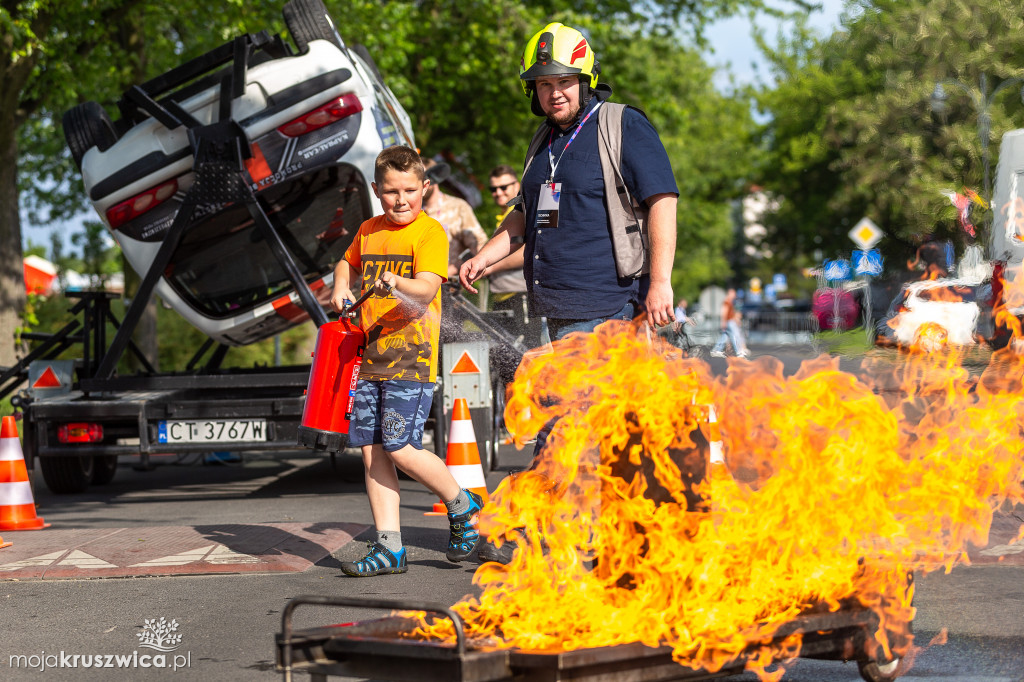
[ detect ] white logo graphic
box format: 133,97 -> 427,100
136,618 -> 183,652
382,409 -> 407,440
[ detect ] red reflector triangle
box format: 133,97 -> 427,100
244,142 -> 272,182
33,366 -> 62,388
450,351 -> 481,374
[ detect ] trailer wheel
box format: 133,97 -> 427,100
39,455 -> 94,494
857,657 -> 902,682
283,0 -> 343,54
91,455 -> 119,485
62,101 -> 117,170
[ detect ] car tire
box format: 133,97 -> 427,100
90,455 -> 119,485
40,455 -> 95,494
62,102 -> 118,170
283,0 -> 343,54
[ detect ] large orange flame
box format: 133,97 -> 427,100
412,317 -> 1024,679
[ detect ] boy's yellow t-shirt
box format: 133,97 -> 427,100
343,211 -> 447,382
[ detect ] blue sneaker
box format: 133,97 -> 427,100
446,490 -> 483,562
340,542 -> 408,577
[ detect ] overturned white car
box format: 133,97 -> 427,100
64,0 -> 414,346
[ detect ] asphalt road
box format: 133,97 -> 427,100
1,342 -> 1022,682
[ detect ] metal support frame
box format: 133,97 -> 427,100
92,31 -> 330,383
0,291 -> 155,402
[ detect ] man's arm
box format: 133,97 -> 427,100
448,202 -> 491,277
644,193 -> 677,328
459,209 -> 526,293
460,203 -> 489,255
482,247 -> 525,275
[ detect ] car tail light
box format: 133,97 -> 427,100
58,422 -> 104,444
277,94 -> 362,137
106,177 -> 179,229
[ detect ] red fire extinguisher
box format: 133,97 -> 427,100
297,286 -> 382,452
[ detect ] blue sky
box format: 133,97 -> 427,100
703,0 -> 845,90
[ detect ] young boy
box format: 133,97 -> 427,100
330,145 -> 483,576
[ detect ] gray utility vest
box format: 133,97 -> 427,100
521,102 -> 649,279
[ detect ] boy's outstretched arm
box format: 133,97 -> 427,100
378,270 -> 443,308
330,261 -> 360,312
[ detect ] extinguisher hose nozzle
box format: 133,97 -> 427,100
342,279 -> 391,316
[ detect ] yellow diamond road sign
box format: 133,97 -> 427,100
849,217 -> 883,250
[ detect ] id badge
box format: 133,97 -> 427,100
536,182 -> 561,229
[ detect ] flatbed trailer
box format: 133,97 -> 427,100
2,285 -> 522,494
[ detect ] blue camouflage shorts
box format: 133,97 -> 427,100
348,379 -> 434,451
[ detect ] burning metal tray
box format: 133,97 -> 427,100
277,595 -> 903,682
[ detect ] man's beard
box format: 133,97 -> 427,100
547,101 -> 581,128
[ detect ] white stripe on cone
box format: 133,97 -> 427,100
707,405 -> 725,465
0,438 -> 22,462
447,464 -> 487,490
0,481 -> 35,506
448,420 -> 476,444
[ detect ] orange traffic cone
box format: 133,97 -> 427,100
426,398 -> 489,515
0,534 -> 10,549
0,416 -> 49,530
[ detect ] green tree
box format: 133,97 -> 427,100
591,22 -> 758,297
2,1 -> 282,369
6,0 -> 798,369
756,0 -> 1024,270
335,3 -> 759,298
71,221 -> 121,288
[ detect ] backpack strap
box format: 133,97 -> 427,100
598,102 -> 649,278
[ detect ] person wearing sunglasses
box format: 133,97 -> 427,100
421,156 -> 489,279
481,165 -> 545,354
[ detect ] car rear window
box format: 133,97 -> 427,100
165,163 -> 370,317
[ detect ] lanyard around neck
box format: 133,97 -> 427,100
547,101 -> 602,183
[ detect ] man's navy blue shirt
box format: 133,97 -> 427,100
521,97 -> 678,320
